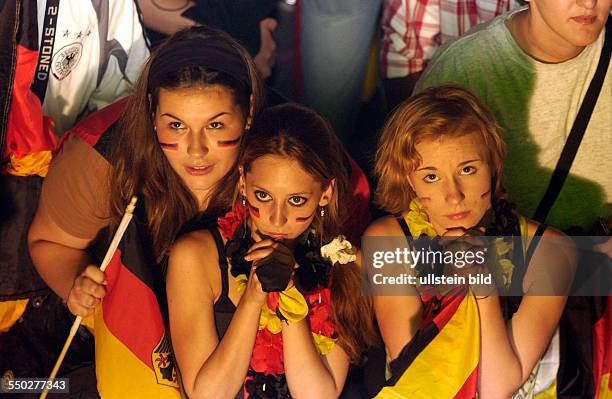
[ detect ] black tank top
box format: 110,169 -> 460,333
209,228 -> 236,339
209,228 -> 246,399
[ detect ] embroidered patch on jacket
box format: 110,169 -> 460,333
52,42 -> 82,80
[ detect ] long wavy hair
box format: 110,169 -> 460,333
375,84 -> 507,214
109,26 -> 264,262
239,103 -> 376,363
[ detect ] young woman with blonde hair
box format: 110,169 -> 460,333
365,85 -> 576,398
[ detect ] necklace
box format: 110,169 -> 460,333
404,198 -> 520,292
216,205 -> 341,398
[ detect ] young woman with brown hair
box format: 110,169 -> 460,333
29,24 -> 263,314
27,25 -> 264,396
365,85 -> 576,398
167,103 -> 375,398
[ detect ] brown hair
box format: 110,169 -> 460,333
240,103 -> 376,363
375,84 -> 506,214
109,25 -> 264,262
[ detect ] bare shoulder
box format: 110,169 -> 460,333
167,229 -> 220,287
171,229 -> 216,257
364,215 -> 405,237
525,219 -> 576,260
522,219 -> 577,295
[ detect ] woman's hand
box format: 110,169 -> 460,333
254,18 -> 278,79
245,238 -> 296,292
242,261 -> 267,305
438,227 -> 496,296
244,238 -> 295,267
66,265 -> 107,317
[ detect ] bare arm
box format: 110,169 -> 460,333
253,18 -> 277,79
282,320 -> 349,398
138,0 -> 278,79
167,231 -> 265,399
363,216 -> 423,360
28,200 -> 106,316
137,0 -> 195,35
478,226 -> 576,398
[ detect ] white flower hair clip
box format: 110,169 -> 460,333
320,235 -> 356,265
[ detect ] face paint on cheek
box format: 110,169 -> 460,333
217,137 -> 241,148
159,142 -> 179,151
295,208 -> 318,223
480,189 -> 491,199
246,200 -> 260,218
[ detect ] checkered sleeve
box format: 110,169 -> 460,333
381,0 -> 514,78
380,0 -> 441,78
440,0 -> 512,43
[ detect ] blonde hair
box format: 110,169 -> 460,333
375,84 -> 507,214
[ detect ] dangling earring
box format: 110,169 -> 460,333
241,195 -> 248,233
318,206 -> 325,242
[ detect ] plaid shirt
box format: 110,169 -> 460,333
380,0 -> 515,78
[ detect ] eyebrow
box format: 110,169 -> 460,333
160,111 -> 231,122
416,158 -> 483,172
252,185 -> 313,196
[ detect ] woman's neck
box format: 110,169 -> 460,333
509,9 -> 585,63
194,190 -> 211,212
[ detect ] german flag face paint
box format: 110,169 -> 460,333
295,208 -> 318,223
217,136 -> 241,148
159,142 -> 179,151
246,200 -> 260,218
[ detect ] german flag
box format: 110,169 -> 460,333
1,0 -> 59,332
2,0 -> 57,177
594,296 -> 612,398
60,100 -> 180,397
93,208 -> 180,398
375,291 -> 479,399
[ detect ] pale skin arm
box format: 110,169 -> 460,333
27,200 -> 106,317
167,230 -> 265,399
363,216 -> 423,360
477,225 -> 576,398
137,0 -> 196,36
252,18 -> 278,79
282,321 -> 349,398
138,0 -> 278,79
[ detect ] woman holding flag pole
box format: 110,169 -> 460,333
364,85 -> 577,399
27,25 -> 264,398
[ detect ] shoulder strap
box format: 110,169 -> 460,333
31,0 -> 61,103
209,228 -> 230,299
394,213 -> 411,238
525,223 -> 547,266
509,222 -> 547,295
533,19 -> 612,223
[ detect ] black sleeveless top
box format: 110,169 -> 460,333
209,228 -> 246,399
209,227 -> 236,339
